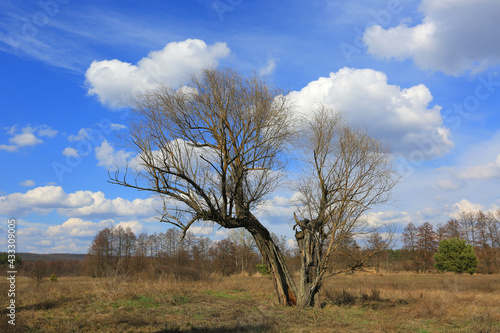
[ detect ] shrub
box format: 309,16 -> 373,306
255,264 -> 270,276
434,238 -> 478,274
50,273 -> 58,282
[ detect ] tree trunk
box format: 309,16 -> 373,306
246,215 -> 298,306
295,220 -> 322,308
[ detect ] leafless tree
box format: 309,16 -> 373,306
437,219 -> 462,242
292,107 -> 399,307
228,228 -> 258,273
416,222 -> 438,271
31,261 -> 47,288
109,67 -> 298,305
458,210 -> 477,246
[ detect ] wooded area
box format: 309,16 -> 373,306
7,207 -> 498,281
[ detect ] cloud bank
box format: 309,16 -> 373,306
288,67 -> 452,157
85,39 -> 230,108
363,0 -> 500,75
0,124 -> 57,152
0,186 -> 159,218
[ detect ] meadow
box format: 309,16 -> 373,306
1,272 -> 499,332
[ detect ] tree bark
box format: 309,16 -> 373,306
295,220 -> 322,307
246,215 -> 298,306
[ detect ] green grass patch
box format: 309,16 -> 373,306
203,290 -> 251,300
110,295 -> 161,309
165,293 -> 190,305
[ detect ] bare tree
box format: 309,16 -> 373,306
228,228 -> 258,273
437,218 -> 462,241
110,68 -> 298,305
109,69 -> 399,307
458,210 -> 477,246
292,107 -> 398,307
31,261 -> 47,288
416,222 -> 438,271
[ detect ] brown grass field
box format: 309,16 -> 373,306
1,272 -> 499,332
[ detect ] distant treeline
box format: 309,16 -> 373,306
401,209 -> 500,274
83,227 -> 287,279
2,209 -> 499,279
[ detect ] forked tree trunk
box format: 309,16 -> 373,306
295,220 -> 323,307
246,215 -> 298,306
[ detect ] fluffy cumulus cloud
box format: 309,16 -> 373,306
449,199 -> 486,218
68,128 -> 91,142
255,194 -> 297,221
364,210 -> 411,228
14,218 -> 144,253
0,185 -> 160,218
95,140 -> 134,170
0,186 -> 94,216
62,147 -> 79,157
85,39 -> 230,108
0,124 -> 57,152
363,0 -> 500,75
46,218 -> 115,237
56,191 -> 160,219
288,67 -> 452,157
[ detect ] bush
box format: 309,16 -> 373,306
434,238 -> 478,274
255,264 -> 270,276
50,273 -> 58,282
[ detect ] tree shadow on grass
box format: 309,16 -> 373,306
0,298 -> 69,314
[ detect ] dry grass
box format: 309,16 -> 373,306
1,272 -> 499,332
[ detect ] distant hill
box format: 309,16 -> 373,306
15,252 -> 86,262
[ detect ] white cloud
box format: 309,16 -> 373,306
95,140 -> 135,170
10,132 -> 42,146
215,229 -> 228,238
85,39 -> 231,108
457,154 -> 500,180
47,218 -> 114,237
287,238 -> 297,249
363,0 -> 500,75
68,128 -> 91,142
0,124 -> 57,152
36,125 -> 58,137
56,191 -> 160,219
288,67 -> 452,157
256,194 -> 295,219
364,210 -> 411,227
0,186 -> 95,216
116,220 -> 144,235
437,132 -> 500,181
449,199 -> 485,218
19,180 -> 35,187
0,144 -> 18,152
62,147 -> 79,157
0,185 -> 160,219
437,179 -> 463,191
110,123 -> 127,130
14,218 -> 144,253
190,224 -> 215,236
259,58 -> 276,76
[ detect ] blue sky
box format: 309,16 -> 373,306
1,0 -> 500,253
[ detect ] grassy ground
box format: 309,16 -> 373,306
1,272 -> 499,332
